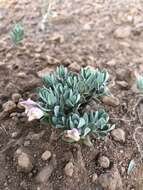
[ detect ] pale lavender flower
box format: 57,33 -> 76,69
20,98 -> 44,121
65,128 -> 80,142
27,107 -> 44,121
20,99 -> 37,113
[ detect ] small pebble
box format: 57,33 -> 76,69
12,93 -> 21,103
69,62 -> 81,72
121,167 -> 126,174
102,96 -> 120,107
92,173 -> 98,182
116,81 -> 129,89
111,128 -> 126,143
98,156 -> 110,169
50,33 -> 64,43
41,150 -> 52,161
3,100 -> 16,113
11,131 -> 19,138
114,26 -> 131,39
24,140 -> 30,147
37,67 -> 55,78
64,162 -> 74,177
106,59 -> 116,66
16,150 -> 33,173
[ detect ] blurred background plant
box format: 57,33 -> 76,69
10,23 -> 24,45
137,75 -> 143,92
40,0 -> 64,31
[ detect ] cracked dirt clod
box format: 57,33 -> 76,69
16,149 -> 33,173
36,155 -> 57,183
2,100 -> 16,113
101,96 -> 120,107
98,165 -> 123,190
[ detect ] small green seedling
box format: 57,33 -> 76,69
10,23 -> 24,44
137,75 -> 143,92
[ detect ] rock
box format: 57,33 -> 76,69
116,81 -> 129,89
12,93 -> 22,103
119,41 -> 130,48
17,102 -> 25,110
37,67 -> 55,78
131,83 -> 140,93
3,100 -> 16,113
20,180 -> 28,189
116,68 -> 127,81
102,96 -> 120,107
41,150 -> 52,161
16,149 -> 33,173
98,156 -> 110,169
114,26 -> 131,39
11,131 -> 20,138
10,112 -> 17,118
116,68 -> 136,87
46,55 -> 60,65
106,59 -> 116,66
49,33 -> 64,43
17,72 -> 27,78
50,14 -> 74,25
121,167 -> 126,174
24,140 -> 30,147
36,155 -> 57,183
26,131 -> 45,141
83,22 -> 92,31
64,162 -> 74,177
98,165 -> 123,190
97,32 -> 105,39
0,9 -> 6,20
35,45 -> 44,53
69,62 -> 81,73
111,128 -> 125,143
92,173 -> 98,182
0,62 -> 8,70
22,78 -> 41,91
5,83 -> 19,96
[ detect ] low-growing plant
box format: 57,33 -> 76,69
21,66 -> 115,145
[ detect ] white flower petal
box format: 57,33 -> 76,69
27,107 -> 44,121
66,128 -> 80,142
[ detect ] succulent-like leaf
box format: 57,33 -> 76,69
82,127 -> 91,137
127,160 -> 135,175
77,118 -> 86,128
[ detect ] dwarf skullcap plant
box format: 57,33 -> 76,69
38,66 -> 114,142
21,66 -> 115,145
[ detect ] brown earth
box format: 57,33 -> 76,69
1,0 -> 143,190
